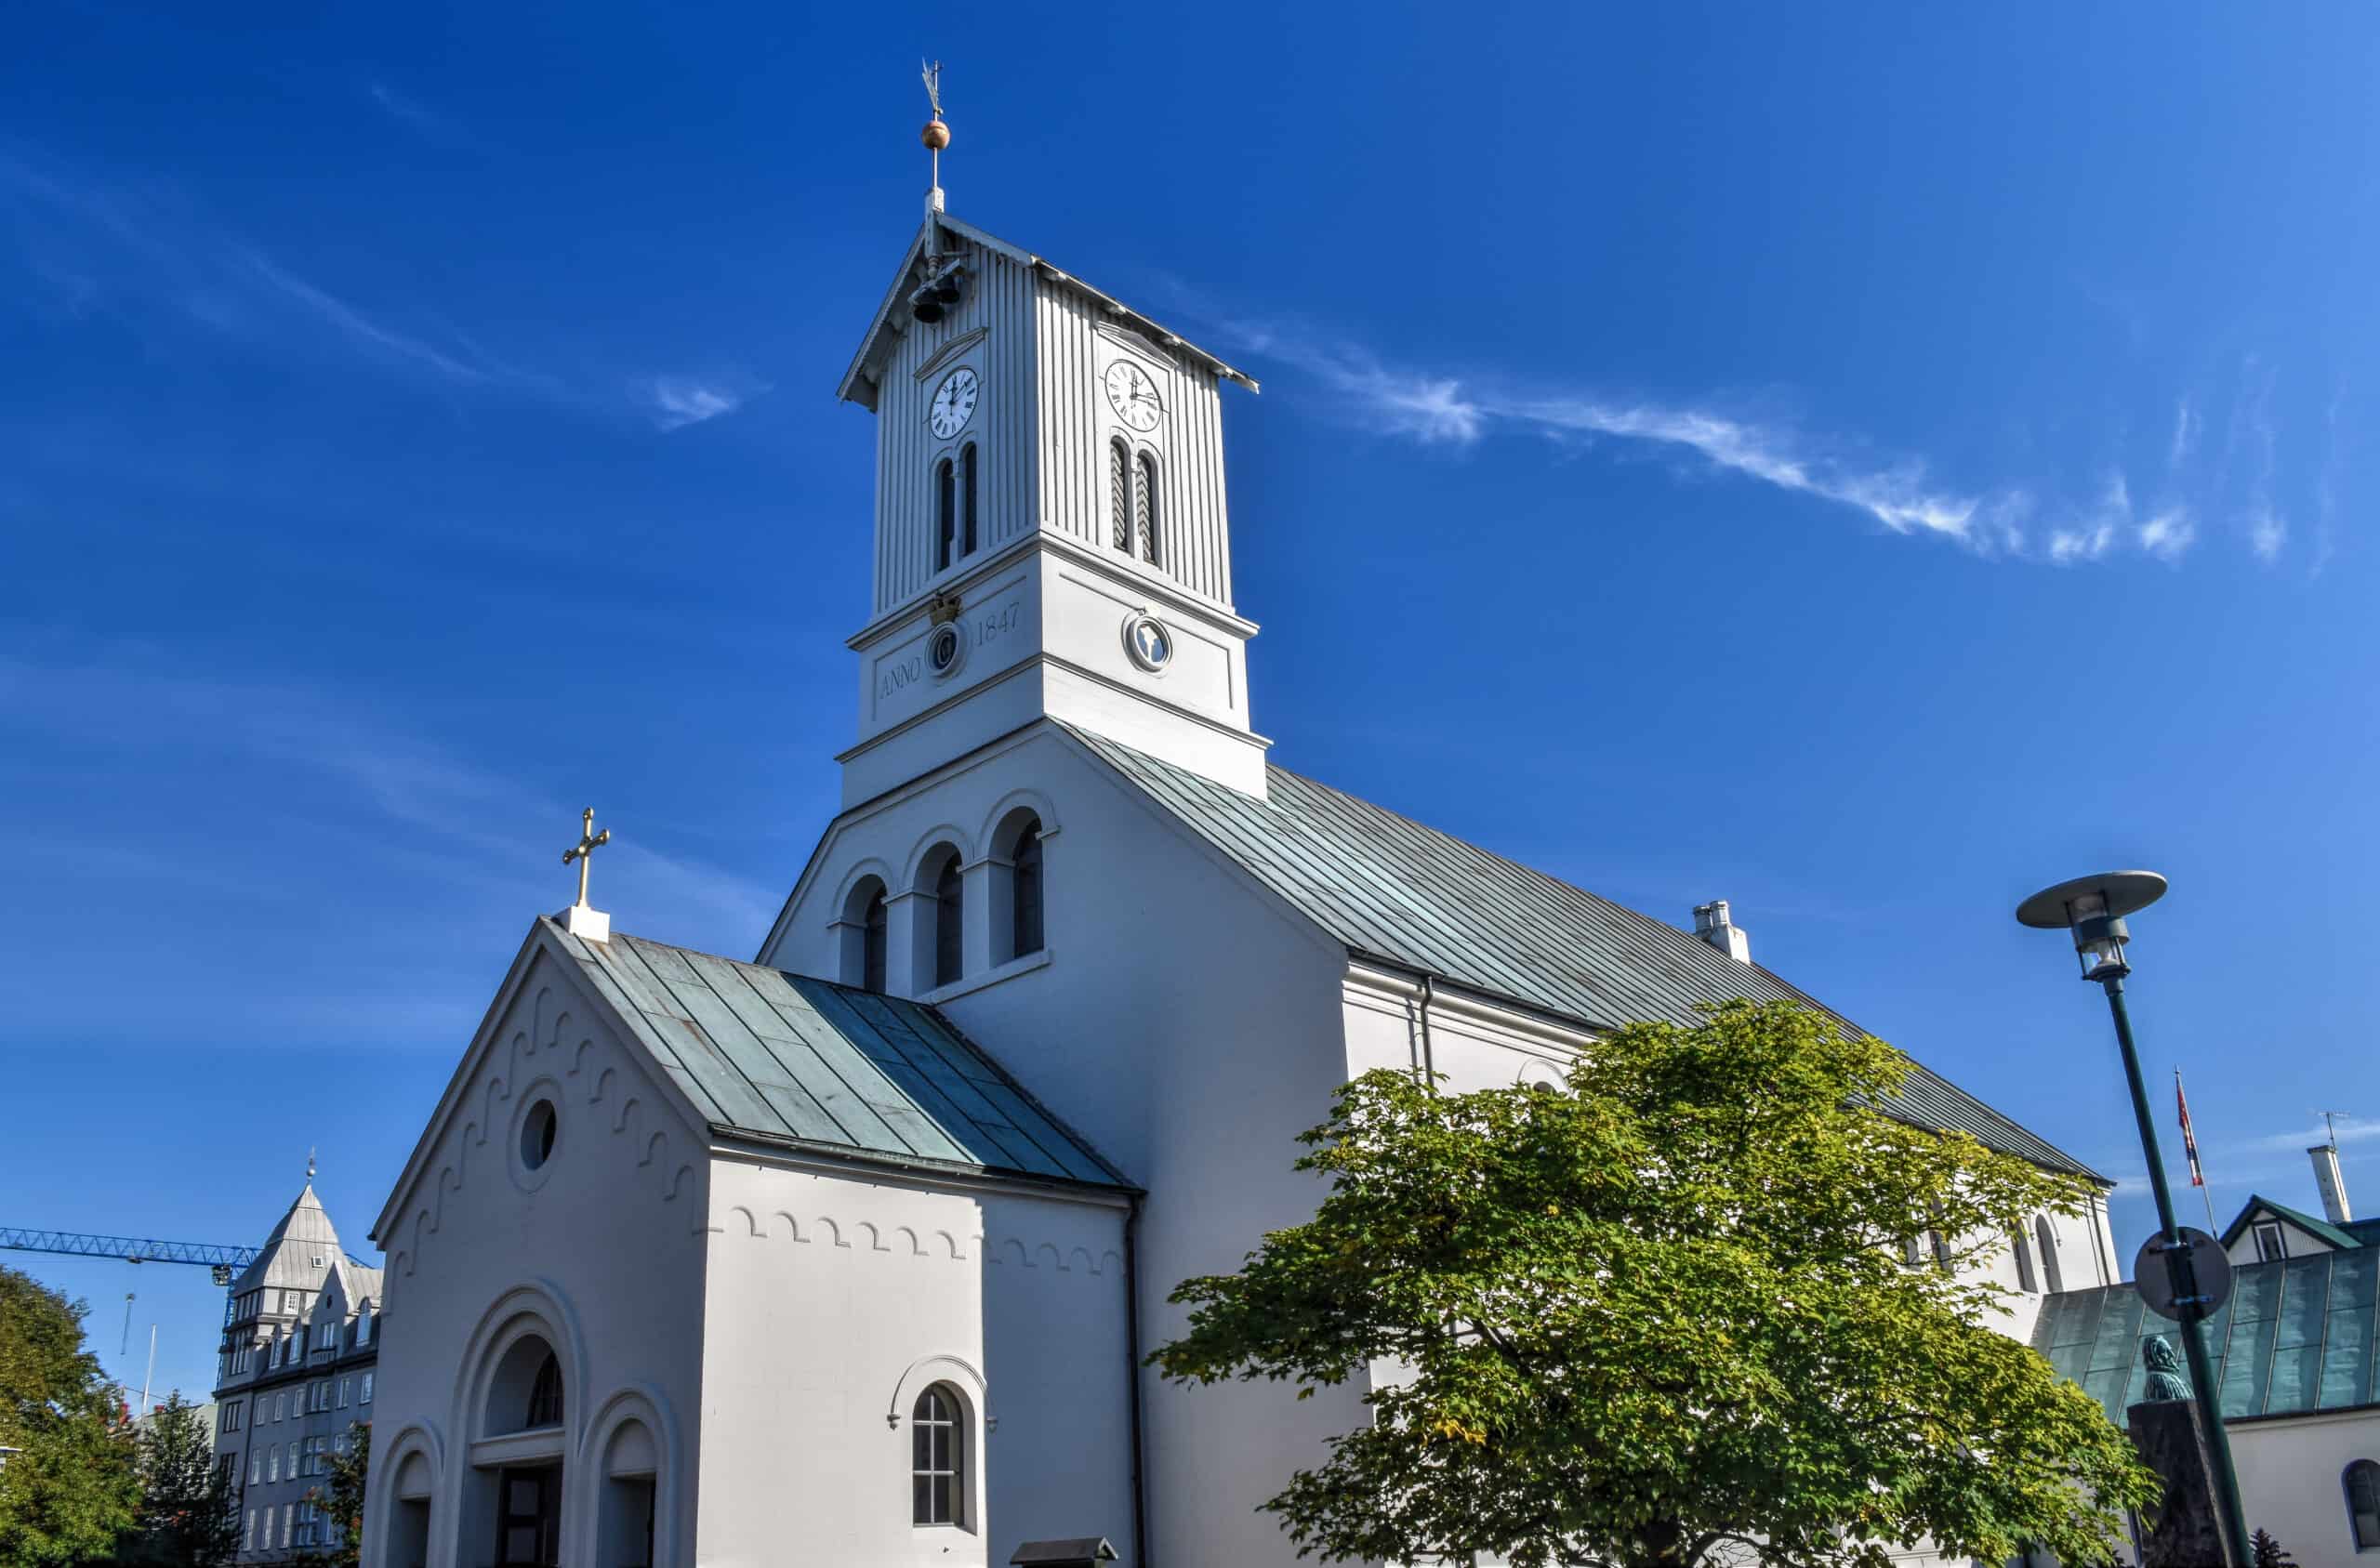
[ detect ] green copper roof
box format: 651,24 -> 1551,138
1064,723 -> 2100,1181
2221,1194 -> 2365,1254
2033,1251 -> 2380,1424
547,919 -> 1130,1192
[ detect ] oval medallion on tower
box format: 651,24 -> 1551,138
1121,612 -> 1173,673
927,621 -> 967,680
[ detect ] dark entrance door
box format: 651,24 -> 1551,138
496,1465 -> 562,1567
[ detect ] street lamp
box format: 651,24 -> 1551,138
2016,870 -> 2250,1566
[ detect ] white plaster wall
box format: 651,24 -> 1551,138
695,1160 -> 1130,1568
2228,1409 -> 2380,1568
766,723 -> 1371,1568
363,941 -> 709,1568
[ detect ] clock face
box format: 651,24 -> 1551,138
928,366 -> 979,440
1104,361 -> 1163,432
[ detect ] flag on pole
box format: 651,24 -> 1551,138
2177,1069 -> 2206,1188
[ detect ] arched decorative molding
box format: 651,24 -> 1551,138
886,1352 -> 989,1430
450,1280 -> 588,1450
816,1217 -> 847,1248
893,1225 -> 924,1256
1514,1059 -> 1566,1090
641,1131 -> 668,1169
614,1096 -> 642,1136
1099,1249 -> 1124,1277
828,857 -> 900,923
591,1067 -> 616,1107
363,1419 -> 445,1568
856,1220 -> 889,1253
729,1206 -> 762,1237
976,787 -> 1062,856
1037,1242 -> 1065,1272
663,1164 -> 694,1202
569,1034 -> 594,1078
1068,1245 -> 1097,1274
573,1385 -> 683,1568
901,827 -> 975,892
934,1230 -> 964,1259
770,1211 -> 808,1243
999,1238 -> 1028,1267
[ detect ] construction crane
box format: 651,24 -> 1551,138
1,1227 -> 261,1287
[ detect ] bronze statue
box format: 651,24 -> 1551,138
2142,1335 -> 2191,1402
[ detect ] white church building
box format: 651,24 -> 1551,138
358,191 -> 2119,1568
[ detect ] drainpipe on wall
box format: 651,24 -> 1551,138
1417,973 -> 1437,1088
1124,1193 -> 1149,1568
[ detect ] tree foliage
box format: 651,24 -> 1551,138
124,1393 -> 240,1568
0,1266 -> 140,1567
1151,1001 -> 2160,1568
300,1420 -> 369,1568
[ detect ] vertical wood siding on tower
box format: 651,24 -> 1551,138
1034,283 -> 1236,608
871,236 -> 1040,615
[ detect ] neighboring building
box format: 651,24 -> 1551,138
2033,1167 -> 2380,1566
212,1174 -> 382,1561
357,185 -> 2115,1568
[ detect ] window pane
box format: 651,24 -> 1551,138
932,1422 -> 950,1471
913,1419 -> 931,1469
914,1474 -> 933,1525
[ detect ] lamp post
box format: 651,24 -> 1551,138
2016,870 -> 2250,1566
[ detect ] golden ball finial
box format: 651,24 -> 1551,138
921,118 -> 950,152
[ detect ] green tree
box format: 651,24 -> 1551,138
0,1265 -> 140,1567
124,1393 -> 239,1567
300,1421 -> 368,1568
1151,1001 -> 2160,1568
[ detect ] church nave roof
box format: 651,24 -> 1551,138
550,921 -> 1131,1192
1063,722 -> 2101,1181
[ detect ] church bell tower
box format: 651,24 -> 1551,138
831,99 -> 1267,804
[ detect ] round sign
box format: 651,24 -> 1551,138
2134,1226 -> 2232,1322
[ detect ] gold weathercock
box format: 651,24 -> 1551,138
562,807 -> 611,908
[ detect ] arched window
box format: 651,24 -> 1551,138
1134,451 -> 1161,567
960,442 -> 979,557
525,1351 -> 563,1429
911,1385 -> 962,1526
1012,824 -> 1044,956
2034,1216 -> 2064,1294
1109,438 -> 1131,552
933,854 -> 963,987
935,457 -> 956,573
2348,1460 -> 2380,1548
2010,1231 -> 2039,1293
863,889 -> 888,994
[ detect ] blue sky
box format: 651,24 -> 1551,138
5,4 -> 2374,1403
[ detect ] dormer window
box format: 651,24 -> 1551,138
2254,1219 -> 2287,1262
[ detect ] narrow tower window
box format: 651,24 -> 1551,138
961,442 -> 979,557
935,457 -> 956,573
1135,452 -> 1161,567
525,1351 -> 563,1429
2348,1459 -> 2380,1549
934,854 -> 963,987
1012,824 -> 1044,956
1109,438 -> 1132,552
863,889 -> 888,994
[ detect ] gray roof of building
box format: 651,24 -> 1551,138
1064,723 -> 2099,1180
549,920 -> 1130,1192
2222,1194 -> 2365,1253
2034,1249 -> 2380,1423
230,1183 -> 348,1295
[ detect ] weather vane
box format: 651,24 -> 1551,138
562,807 -> 610,909
921,59 -> 950,198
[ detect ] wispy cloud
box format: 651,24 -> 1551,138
1200,314 -> 2220,564
2168,397 -> 2200,469
0,146 -> 760,432
366,83 -> 477,149
637,374 -> 772,432
2224,361 -> 2288,563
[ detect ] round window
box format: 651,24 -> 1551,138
520,1100 -> 559,1171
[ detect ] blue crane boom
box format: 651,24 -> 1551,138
1,1227 -> 260,1286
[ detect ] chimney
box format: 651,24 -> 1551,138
1693,900 -> 1751,964
2310,1143 -> 2354,1224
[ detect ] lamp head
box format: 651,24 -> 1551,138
2016,870 -> 2168,982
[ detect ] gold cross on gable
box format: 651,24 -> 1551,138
562,807 -> 611,908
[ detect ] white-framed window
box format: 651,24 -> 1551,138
2254,1219 -> 2288,1262
2011,1231 -> 2040,1293
910,1383 -> 964,1527
222,1399 -> 242,1432
274,1392 -> 286,1421
248,1454 -> 260,1485
2347,1459 -> 2380,1549
337,1377 -> 350,1408
268,1447 -> 280,1482
2034,1216 -> 2065,1294
361,1371 -> 374,1403
282,1504 -> 292,1548
287,1441 -> 298,1477
245,1509 -> 257,1550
